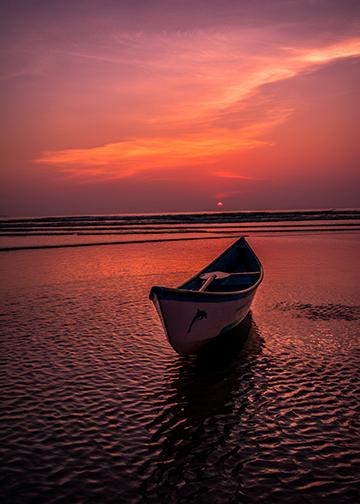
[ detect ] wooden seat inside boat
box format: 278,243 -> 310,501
199,270 -> 260,292
200,270 -> 260,280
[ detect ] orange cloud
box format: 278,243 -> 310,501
293,38 -> 360,64
34,35 -> 360,182
214,170 -> 255,180
35,131 -> 270,180
215,190 -> 248,200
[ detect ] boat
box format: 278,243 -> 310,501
149,236 -> 263,354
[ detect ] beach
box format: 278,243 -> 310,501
2,0 -> 360,499
1,230 -> 359,503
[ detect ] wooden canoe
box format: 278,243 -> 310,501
149,237 -> 263,354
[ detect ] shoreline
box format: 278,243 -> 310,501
1,228 -> 359,252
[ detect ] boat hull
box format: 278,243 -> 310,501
151,287 -> 257,354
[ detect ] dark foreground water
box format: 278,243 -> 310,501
1,233 -> 359,503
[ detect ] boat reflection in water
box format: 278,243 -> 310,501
139,314 -> 265,501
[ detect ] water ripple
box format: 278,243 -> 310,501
274,302 -> 360,321
1,236 -> 359,503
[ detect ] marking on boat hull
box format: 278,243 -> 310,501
187,309 -> 207,333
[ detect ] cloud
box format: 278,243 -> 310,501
35,131 -> 269,180
214,170 -> 255,180
33,34 -> 360,181
215,190 -> 249,200
293,38 -> 360,64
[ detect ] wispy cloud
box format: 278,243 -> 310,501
33,33 -> 360,181
293,38 -> 360,64
215,190 -> 249,200
214,170 -> 255,180
35,131 -> 269,180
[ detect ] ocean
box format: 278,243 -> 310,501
1,208 -> 360,251
0,210 -> 359,502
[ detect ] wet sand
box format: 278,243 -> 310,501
0,233 -> 359,503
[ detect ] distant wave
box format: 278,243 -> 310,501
1,208 -> 360,227
0,209 -> 359,251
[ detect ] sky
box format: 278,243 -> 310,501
1,0 -> 360,216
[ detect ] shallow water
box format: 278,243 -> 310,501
0,234 -> 359,503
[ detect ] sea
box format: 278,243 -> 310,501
0,209 -> 359,503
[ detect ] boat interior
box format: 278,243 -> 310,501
181,240 -> 262,293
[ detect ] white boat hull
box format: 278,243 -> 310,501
152,289 -> 256,354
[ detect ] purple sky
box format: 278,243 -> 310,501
1,0 -> 359,216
